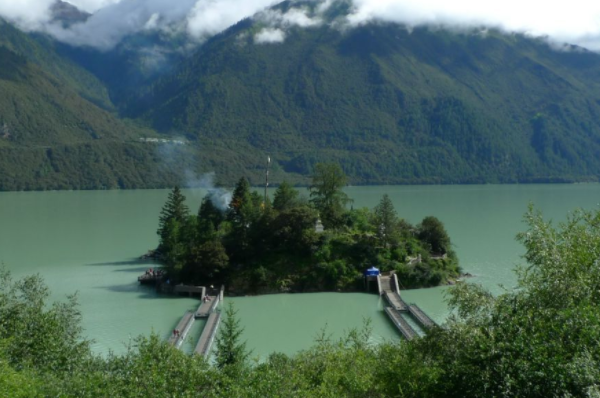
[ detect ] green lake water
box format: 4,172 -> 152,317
1,184 -> 599,358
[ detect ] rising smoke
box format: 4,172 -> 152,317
184,170 -> 232,211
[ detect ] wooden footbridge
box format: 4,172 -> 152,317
378,274 -> 437,340
168,286 -> 225,358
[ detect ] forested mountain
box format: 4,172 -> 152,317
128,5 -> 600,184
3,0 -> 600,190
0,19 -> 200,190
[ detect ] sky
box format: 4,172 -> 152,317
2,0 -> 600,50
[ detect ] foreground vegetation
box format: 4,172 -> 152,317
156,163 -> 460,292
2,206 -> 600,396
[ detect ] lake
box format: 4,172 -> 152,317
1,184 -> 599,358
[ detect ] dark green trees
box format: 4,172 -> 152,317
309,163 -> 352,229
228,179 -> 261,237
154,167 -> 459,291
272,181 -> 300,211
418,216 -> 451,254
373,194 -> 400,246
157,186 -> 189,250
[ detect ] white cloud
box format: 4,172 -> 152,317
68,0 -> 122,13
187,0 -> 277,38
0,0 -> 54,29
3,0 -> 600,51
347,0 -> 600,50
45,0 -> 198,49
254,27 -> 285,43
281,8 -> 321,27
257,7 -> 322,29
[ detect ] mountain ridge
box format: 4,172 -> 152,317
2,1 -> 600,189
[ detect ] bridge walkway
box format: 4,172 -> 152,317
384,307 -> 417,341
168,311 -> 195,348
194,311 -> 222,357
195,295 -> 220,318
408,304 -> 436,329
379,274 -> 408,311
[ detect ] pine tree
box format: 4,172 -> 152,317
309,163 -> 352,229
226,178 -> 258,254
157,186 -> 189,250
373,194 -> 399,246
215,302 -> 249,370
272,181 -> 299,211
197,194 -> 224,243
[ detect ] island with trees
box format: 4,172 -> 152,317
154,163 -> 461,293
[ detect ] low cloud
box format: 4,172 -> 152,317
3,0 -> 600,51
187,0 -> 277,39
346,0 -> 600,51
44,0 -> 197,50
254,27 -> 285,44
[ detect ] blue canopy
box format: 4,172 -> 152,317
365,266 -> 380,276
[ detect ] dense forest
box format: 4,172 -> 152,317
2,206 -> 600,397
155,163 -> 460,292
3,0 -> 600,189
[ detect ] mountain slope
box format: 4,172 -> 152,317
0,18 -> 113,110
126,10 -> 600,184
0,24 -> 205,191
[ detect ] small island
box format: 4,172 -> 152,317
151,163 -> 460,294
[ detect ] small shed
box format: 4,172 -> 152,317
365,266 -> 380,276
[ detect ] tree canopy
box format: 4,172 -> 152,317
309,163 -> 352,229
155,167 -> 459,292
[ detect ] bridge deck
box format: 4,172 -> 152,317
384,291 -> 408,311
195,311 -> 222,356
168,311 -> 195,348
195,295 -> 219,318
408,304 -> 436,329
384,307 -> 417,341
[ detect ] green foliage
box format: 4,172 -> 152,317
158,186 -> 189,239
215,302 -> 250,370
417,216 -> 451,254
0,267 -> 92,373
310,163 -> 352,229
157,169 -> 459,292
272,181 -> 300,211
373,193 -> 400,246
6,204 -> 600,398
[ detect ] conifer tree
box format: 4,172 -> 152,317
226,178 -> 258,254
157,186 -> 189,250
309,163 -> 351,229
273,181 -> 299,211
215,302 -> 249,370
197,194 -> 224,243
373,194 -> 399,246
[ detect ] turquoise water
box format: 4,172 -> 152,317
1,184 -> 599,358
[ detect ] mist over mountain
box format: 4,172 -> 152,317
2,0 -> 600,189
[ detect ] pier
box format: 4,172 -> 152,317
168,311 -> 195,348
408,304 -> 436,329
194,311 -> 222,356
166,285 -> 225,358
384,307 -> 417,340
195,294 -> 220,318
377,273 -> 436,340
379,274 -> 408,311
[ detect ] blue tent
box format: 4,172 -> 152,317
365,266 -> 380,276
